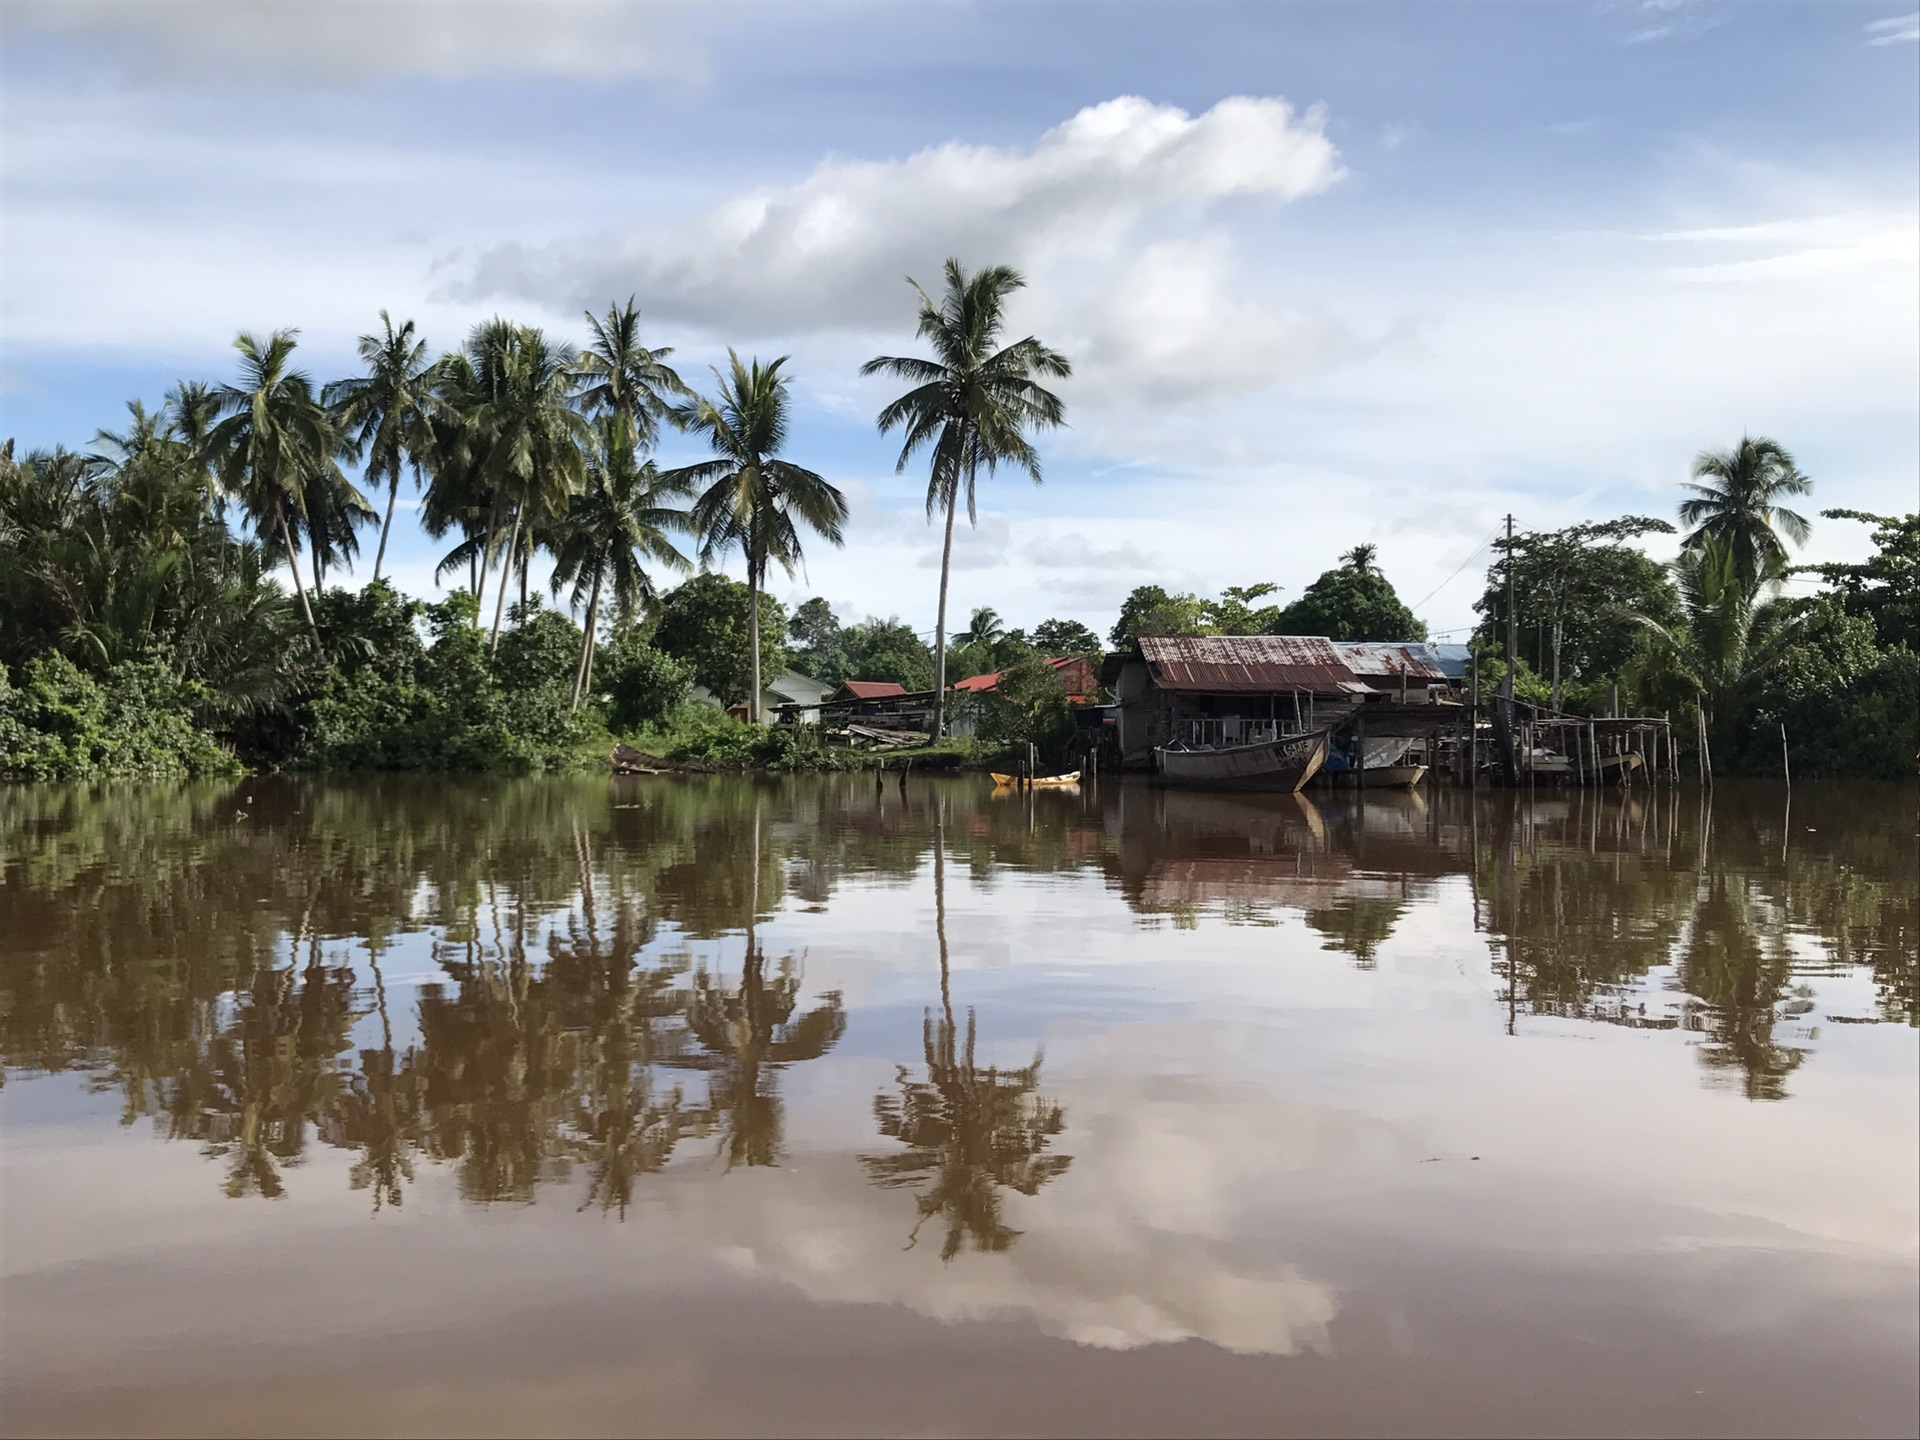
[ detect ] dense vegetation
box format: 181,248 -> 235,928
1,262 -> 1910,787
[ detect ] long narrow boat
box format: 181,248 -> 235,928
1155,729 -> 1329,793
990,769 -> 1082,788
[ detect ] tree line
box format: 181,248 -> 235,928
2,250 -> 1913,779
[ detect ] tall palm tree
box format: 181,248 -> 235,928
326,312 -> 438,583
435,320 -> 591,650
575,298 -> 688,450
550,419 -> 693,709
205,330 -> 347,634
1680,436 -> 1813,598
862,259 -> 1070,735
666,353 -> 848,722
291,466 -> 378,597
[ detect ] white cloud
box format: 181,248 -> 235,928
1865,13 -> 1920,44
462,95 -> 1343,338
5,0 -> 705,83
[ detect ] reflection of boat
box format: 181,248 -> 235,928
1317,764 -> 1428,790
1155,730 -> 1328,793
990,770 -> 1082,788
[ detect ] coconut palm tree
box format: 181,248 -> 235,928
666,353 -> 848,722
326,312 -> 438,583
434,320 -> 591,650
550,419 -> 693,709
956,605 -> 1006,649
1680,436 -> 1813,598
861,259 -> 1070,735
575,298 -> 688,450
291,466 -> 379,597
1634,535 -> 1802,760
205,329 -> 348,634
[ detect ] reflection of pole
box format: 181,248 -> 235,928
935,795 -> 953,1035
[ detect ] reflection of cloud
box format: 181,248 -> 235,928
635,1069 -> 1344,1355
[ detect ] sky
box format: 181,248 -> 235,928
2,0 -> 1915,644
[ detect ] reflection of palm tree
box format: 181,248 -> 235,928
198,938 -> 358,1199
326,946 -> 421,1211
665,797 -> 844,1168
672,942 -> 845,1169
1677,872 -> 1805,1100
863,805 -> 1070,1259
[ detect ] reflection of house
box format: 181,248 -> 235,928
1103,636 -> 1461,770
693,669 -> 833,724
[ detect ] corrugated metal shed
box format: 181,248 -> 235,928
1136,635 -> 1365,694
1332,642 -> 1452,682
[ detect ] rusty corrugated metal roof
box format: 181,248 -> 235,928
1136,635 -> 1363,694
1332,642 -> 1451,682
838,680 -> 908,699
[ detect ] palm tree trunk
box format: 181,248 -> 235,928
311,532 -> 325,599
932,484 -> 959,738
372,465 -> 399,583
489,506 -> 521,653
571,566 -> 603,710
746,558 -> 763,725
277,511 -> 318,635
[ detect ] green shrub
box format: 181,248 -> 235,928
598,631 -> 694,731
0,654 -> 240,781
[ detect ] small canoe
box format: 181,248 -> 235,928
990,770 -> 1082,788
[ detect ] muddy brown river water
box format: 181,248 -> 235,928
1,775 -> 1914,1437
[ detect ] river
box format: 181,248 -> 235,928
1,775 -> 1914,1437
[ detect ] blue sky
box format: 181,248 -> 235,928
3,0 -> 1915,642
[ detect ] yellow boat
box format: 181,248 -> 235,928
990,769 -> 1082,788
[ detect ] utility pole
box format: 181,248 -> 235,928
1497,513 -> 1519,784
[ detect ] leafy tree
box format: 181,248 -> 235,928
650,573 -> 788,706
966,649 -> 1073,759
839,617 -> 935,691
1794,509 -> 1920,653
325,311 -> 437,583
596,631 -> 694,731
1271,545 -> 1427,641
205,329 -> 349,634
1029,617 -> 1102,657
786,596 -> 844,680
1108,584 -> 1211,647
1680,435 -> 1812,598
863,259 -> 1070,734
667,354 -> 846,722
1203,582 -> 1287,635
1473,517 -> 1680,707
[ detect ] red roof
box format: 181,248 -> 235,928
952,671 -> 1002,693
838,680 -> 908,699
1136,635 -> 1364,695
952,657 -> 1099,700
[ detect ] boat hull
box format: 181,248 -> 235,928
1155,730 -> 1329,792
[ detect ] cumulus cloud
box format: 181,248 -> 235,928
5,0 -> 704,82
462,95 -> 1343,338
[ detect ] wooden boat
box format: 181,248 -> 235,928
990,769 -> 1082,788
1154,729 -> 1328,793
1314,763 -> 1428,790
610,743 -> 672,775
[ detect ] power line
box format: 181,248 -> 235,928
1411,530 -> 1500,615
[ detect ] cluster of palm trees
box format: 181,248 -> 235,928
89,256 -> 1070,731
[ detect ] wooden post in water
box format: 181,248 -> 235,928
1780,722 -> 1791,790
